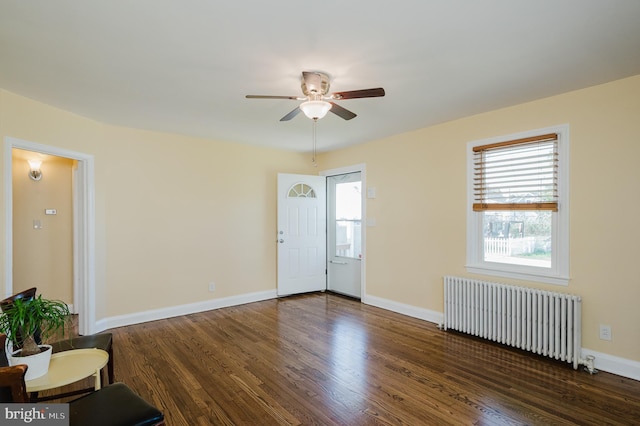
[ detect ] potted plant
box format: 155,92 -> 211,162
0,295 -> 71,380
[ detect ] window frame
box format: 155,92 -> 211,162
466,124 -> 570,285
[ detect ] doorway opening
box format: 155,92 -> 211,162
4,137 -> 96,335
276,164 -> 366,299
327,172 -> 362,299
321,164 -> 366,300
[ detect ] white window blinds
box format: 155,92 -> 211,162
473,133 -> 558,211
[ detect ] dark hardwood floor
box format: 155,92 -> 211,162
48,293 -> 640,425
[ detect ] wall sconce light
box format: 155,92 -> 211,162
28,160 -> 42,181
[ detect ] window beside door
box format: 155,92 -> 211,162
335,181 -> 362,260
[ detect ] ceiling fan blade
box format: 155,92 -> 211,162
330,88 -> 385,100
280,106 -> 302,121
246,95 -> 301,100
329,102 -> 357,120
245,95 -> 306,101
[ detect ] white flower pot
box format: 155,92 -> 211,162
9,344 -> 53,380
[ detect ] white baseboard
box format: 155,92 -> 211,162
94,290 -> 640,383
96,289 -> 277,331
363,294 -> 640,382
363,294 -> 444,325
580,348 -> 640,381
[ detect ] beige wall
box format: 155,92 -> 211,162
319,75 -> 640,362
98,125 -> 314,315
1,75 -> 639,364
0,89 -> 315,320
12,150 -> 74,303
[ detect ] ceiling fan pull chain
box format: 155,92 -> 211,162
312,118 -> 318,167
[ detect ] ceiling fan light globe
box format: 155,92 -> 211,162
300,100 -> 332,120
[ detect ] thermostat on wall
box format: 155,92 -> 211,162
45,209 -> 57,215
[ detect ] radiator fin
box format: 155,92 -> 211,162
443,276 -> 581,369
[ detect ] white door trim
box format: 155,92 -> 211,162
4,137 -> 96,335
320,163 -> 366,300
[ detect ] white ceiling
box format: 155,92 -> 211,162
1,1 -> 639,153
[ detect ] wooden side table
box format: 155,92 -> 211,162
25,348 -> 109,401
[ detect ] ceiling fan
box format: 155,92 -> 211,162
246,71 -> 385,121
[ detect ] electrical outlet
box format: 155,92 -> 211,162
599,324 -> 612,341
208,282 -> 216,292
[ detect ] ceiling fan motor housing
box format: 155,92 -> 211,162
301,72 -> 330,98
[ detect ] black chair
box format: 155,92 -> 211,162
68,382 -> 165,426
0,362 -> 165,426
0,287 -> 114,394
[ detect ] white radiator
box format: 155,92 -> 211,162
443,276 -> 582,369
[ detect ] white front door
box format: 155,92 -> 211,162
327,172 -> 362,298
277,173 -> 327,296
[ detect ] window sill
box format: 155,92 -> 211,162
466,264 -> 570,286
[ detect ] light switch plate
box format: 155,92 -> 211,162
367,187 -> 377,199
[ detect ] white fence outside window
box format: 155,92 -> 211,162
484,237 -> 537,256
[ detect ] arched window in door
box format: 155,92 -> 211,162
288,183 -> 316,198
